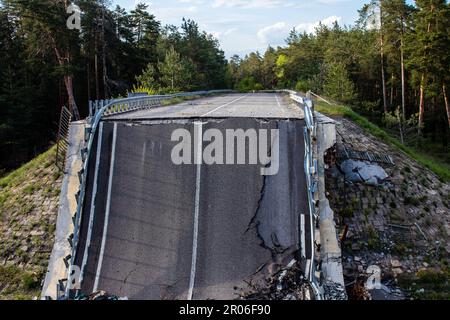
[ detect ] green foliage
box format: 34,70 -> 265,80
322,61 -> 357,103
367,226 -> 383,250
0,265 -> 42,299
21,273 -> 40,290
295,80 -> 311,93
236,77 -> 263,92
0,146 -> 57,189
228,0 -> 449,158
159,47 -> 193,92
398,268 -> 450,300
131,85 -> 160,96
0,2 -> 228,173
135,64 -> 159,91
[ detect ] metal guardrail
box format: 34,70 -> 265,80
286,90 -> 323,300
88,90 -> 233,118
61,89 -> 232,298
55,106 -> 72,172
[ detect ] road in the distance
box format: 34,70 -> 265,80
106,92 -> 303,120
74,93 -> 310,300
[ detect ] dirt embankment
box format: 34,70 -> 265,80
325,117 -> 449,300
0,146 -> 62,300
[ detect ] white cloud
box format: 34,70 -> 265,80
296,15 -> 342,33
178,0 -> 205,4
224,27 -> 238,36
210,27 -> 239,40
256,15 -> 342,46
257,21 -> 289,45
212,0 -> 282,9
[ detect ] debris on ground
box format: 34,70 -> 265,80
237,259 -> 313,300
71,290 -> 127,301
339,160 -> 389,186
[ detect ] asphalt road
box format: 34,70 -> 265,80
74,93 -> 312,300
106,92 -> 304,120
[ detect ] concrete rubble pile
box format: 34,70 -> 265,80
238,260 -> 313,300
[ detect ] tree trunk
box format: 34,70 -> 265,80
53,44 -> 80,119
400,36 -> 406,119
381,50 -> 388,113
418,73 -> 426,136
95,52 -> 100,100
397,107 -> 404,144
87,62 -> 91,102
63,75 -> 79,119
101,3 -> 108,99
443,83 -> 450,129
390,73 -> 395,107
379,3 -> 388,114
95,16 -> 100,101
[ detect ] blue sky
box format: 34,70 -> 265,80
115,0 -> 415,58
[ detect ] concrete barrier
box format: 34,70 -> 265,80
314,113 -> 347,300
41,121 -> 86,300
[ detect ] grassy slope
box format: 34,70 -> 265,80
315,101 -> 450,182
0,146 -> 62,300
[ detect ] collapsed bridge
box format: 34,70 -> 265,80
43,91 -> 345,300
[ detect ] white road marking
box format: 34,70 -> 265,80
300,214 -> 306,258
188,122 -> 204,300
80,122 -> 104,283
305,259 -> 311,280
275,94 -> 282,108
275,93 -> 287,117
201,94 -> 248,117
93,122 -> 118,292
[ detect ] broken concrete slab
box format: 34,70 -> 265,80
41,120 -> 86,300
315,112 -> 347,300
339,160 -> 388,186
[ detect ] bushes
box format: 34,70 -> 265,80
0,265 -> 42,299
398,268 -> 450,300
236,77 -> 264,92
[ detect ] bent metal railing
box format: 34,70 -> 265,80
61,90 -> 232,298
286,90 -> 322,300
55,105 -> 72,172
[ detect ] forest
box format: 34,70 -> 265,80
0,0 -> 228,172
228,0 -> 449,174
0,0 -> 449,175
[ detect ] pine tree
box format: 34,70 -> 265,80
407,0 -> 449,134
159,47 -> 186,92
323,61 -> 357,103
3,0 -> 81,119
382,0 -> 414,119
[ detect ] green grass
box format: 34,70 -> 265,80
0,146 -> 59,300
315,102 -> 450,181
397,268 -> 450,300
0,146 -> 57,189
0,265 -> 42,300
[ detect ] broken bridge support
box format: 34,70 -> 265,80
314,113 -> 347,300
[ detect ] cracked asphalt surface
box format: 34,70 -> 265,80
74,93 -> 310,300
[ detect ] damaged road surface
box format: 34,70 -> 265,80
73,93 -> 312,300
